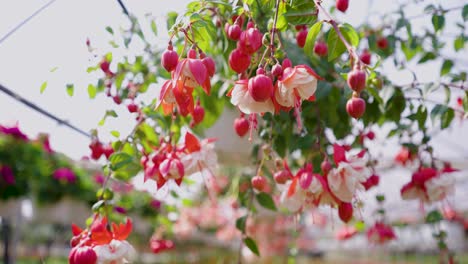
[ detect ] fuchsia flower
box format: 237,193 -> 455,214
281,163 -> 330,212
366,222 -> 396,244
53,168 -> 77,184
274,65 -> 321,109
229,79 -> 275,114
0,124 -> 28,141
0,165 -> 15,185
401,167 -> 456,203
327,144 -> 371,203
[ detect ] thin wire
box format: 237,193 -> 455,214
116,0 -> 130,16
0,0 -> 57,45
0,83 -> 91,138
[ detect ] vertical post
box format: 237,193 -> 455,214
2,217 -> 11,264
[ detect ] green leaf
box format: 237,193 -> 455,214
110,130 -> 120,138
304,21 -> 323,58
327,23 -> 359,61
105,26 -> 114,35
418,52 -> 436,63
440,60 -> 453,76
167,11 -> 178,31
236,215 -> 247,232
355,221 -> 366,232
441,108 -> 454,129
50,66 -> 58,72
151,20 -> 158,36
87,84 -> 97,99
462,4 -> 468,21
243,237 -> 260,256
66,84 -> 74,96
283,1 -> 317,25
40,81 -> 47,94
454,35 -> 465,51
431,14 -> 445,32
109,152 -> 132,171
426,210 -> 443,224
256,192 -> 277,211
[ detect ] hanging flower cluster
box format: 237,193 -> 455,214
280,144 -> 371,223
69,217 -> 134,264
400,165 -> 457,203
142,131 -> 218,189
366,222 -> 396,244
157,46 -> 213,124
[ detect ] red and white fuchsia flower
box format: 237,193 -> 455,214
142,131 -> 218,190
401,166 -> 456,203
328,144 -> 371,203
69,217 -> 134,264
366,222 -> 396,244
229,79 -> 275,114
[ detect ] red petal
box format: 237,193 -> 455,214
173,59 -> 186,87
188,59 -> 207,87
175,177 -> 183,186
71,224 -> 83,236
112,218 -> 132,240
185,132 -> 201,153
333,144 -> 347,165
357,149 -> 366,158
202,75 -> 211,95
297,64 -> 324,80
287,177 -> 298,198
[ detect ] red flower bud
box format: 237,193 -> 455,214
127,103 -> 138,113
360,49 -> 371,65
248,74 -> 273,102
202,56 -> 216,77
336,0 -> 349,13
161,48 -> 179,72
271,63 -> 283,76
314,41 -> 328,57
338,202 -> 353,223
69,246 -> 97,264
377,37 -> 388,50
296,29 -> 308,48
274,170 -> 290,184
282,58 -> 292,69
251,175 -> 267,191
346,97 -> 366,119
229,48 -> 251,73
347,68 -> 367,93
234,117 -> 249,137
227,24 -> 241,40
239,28 -> 263,54
192,104 -> 205,125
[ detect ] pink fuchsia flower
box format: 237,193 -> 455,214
281,164 -> 329,212
93,173 -> 105,184
159,154 -> 184,182
0,165 -> 15,185
363,174 -> 380,190
425,173 -> 455,202
274,65 -> 321,108
150,199 -> 162,210
180,132 -> 218,177
327,145 -> 370,203
158,79 -> 195,117
173,57 -> 211,94
229,79 -> 275,114
366,222 -> 396,244
336,226 -> 358,241
0,124 -> 28,141
93,239 -> 135,264
400,167 -> 454,203
53,168 -> 76,184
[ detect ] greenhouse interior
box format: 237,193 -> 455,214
0,0 -> 468,263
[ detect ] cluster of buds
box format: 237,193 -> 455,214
158,44 -> 213,125
346,64 -> 367,119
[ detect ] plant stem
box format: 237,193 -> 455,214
270,0 -> 281,57
313,0 -> 360,66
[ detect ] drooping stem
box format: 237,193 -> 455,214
313,0 -> 360,66
270,0 -> 281,57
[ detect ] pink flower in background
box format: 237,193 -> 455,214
0,124 -> 28,141
150,199 -> 162,210
328,145 -> 370,203
94,173 -> 105,184
0,165 -> 15,185
336,226 -> 358,240
36,133 -> 53,153
401,167 -> 456,203
366,222 -> 396,244
53,168 -> 76,183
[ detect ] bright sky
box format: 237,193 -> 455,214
0,0 -> 467,215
